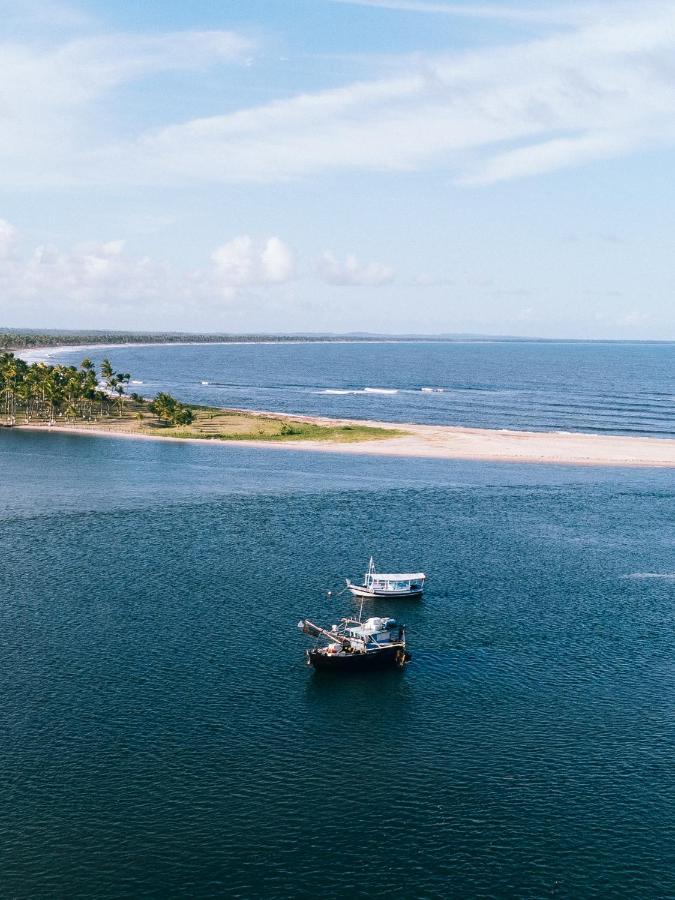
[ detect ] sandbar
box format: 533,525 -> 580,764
9,410 -> 675,468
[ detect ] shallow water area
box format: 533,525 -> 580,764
1,429 -> 674,898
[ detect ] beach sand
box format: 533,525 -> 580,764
11,411 -> 675,468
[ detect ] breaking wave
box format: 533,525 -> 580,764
624,572 -> 675,580
314,387 -> 399,396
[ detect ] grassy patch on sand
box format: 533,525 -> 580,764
15,401 -> 404,444
150,407 -> 403,442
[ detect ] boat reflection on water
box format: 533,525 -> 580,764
298,614 -> 411,672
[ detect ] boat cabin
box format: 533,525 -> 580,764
365,572 -> 425,593
337,616 -> 403,648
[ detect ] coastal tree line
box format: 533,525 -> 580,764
0,352 -> 192,426
0,331 -> 368,351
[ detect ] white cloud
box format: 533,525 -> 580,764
328,0 -> 595,25
2,2 -> 675,188
0,219 -> 17,259
211,236 -> 296,287
316,252 -> 395,286
9,239 -> 168,307
458,133 -> 637,185
0,224 -> 295,322
0,0 -> 91,29
0,223 -> 199,319
261,237 -> 296,284
211,236 -> 256,286
0,219 -> 667,337
123,1 -> 675,187
62,31 -> 253,89
0,28 -> 255,186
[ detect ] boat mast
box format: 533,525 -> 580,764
365,555 -> 376,589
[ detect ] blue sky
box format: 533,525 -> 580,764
1,0 -> 674,338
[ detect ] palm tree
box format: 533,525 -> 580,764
0,351 -> 145,426
149,392 -> 193,426
100,358 -> 113,384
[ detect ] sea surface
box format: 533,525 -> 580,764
29,340 -> 675,437
1,428 -> 674,898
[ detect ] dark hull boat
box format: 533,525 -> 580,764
308,644 -> 411,672
299,615 -> 411,672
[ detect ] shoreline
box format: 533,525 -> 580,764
13,339 -> 389,363
11,337 -> 519,362
12,336 -> 675,364
8,412 -> 675,468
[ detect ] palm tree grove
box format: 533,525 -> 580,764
0,352 -> 192,427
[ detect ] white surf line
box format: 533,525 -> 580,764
624,572 -> 675,580
14,336 -> 529,365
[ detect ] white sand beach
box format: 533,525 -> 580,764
13,412 -> 675,468
240,416 -> 675,467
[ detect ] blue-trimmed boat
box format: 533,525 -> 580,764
346,557 -> 425,599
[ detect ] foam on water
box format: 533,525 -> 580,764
625,572 -> 675,580
316,388 -> 358,395
315,387 -> 400,396
363,386 -> 399,394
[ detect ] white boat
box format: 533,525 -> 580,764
346,557 -> 425,599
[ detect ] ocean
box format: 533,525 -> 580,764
1,425 -> 673,899
29,340 -> 675,437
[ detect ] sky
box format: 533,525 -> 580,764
1,0 -> 675,338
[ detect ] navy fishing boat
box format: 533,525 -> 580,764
298,614 -> 411,671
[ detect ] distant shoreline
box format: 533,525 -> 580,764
8,412 -> 675,468
6,334 -> 675,357
2,333 -> 539,354
14,338 -> 444,362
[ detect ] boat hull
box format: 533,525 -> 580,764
308,646 -> 411,671
347,585 -> 423,599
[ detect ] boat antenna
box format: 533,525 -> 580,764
358,596 -> 365,624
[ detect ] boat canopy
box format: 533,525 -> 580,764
367,573 -> 425,580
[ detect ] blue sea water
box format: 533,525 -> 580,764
1,428 -> 674,898
34,340 -> 675,437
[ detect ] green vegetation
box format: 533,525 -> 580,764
0,351 -> 120,424
0,330 -> 374,351
0,351 -> 403,444
148,392 -> 194,426
147,407 -> 401,442
164,419 -> 400,443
